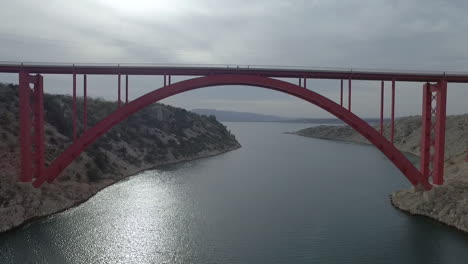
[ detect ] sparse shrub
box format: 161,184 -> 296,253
119,146 -> 127,155
86,166 -> 100,182
45,129 -> 53,136
0,84 -> 239,181
0,113 -> 10,127
8,143 -> 15,152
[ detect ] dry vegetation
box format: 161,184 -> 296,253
0,83 -> 240,232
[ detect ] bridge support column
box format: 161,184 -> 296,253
19,72 -> 45,182
118,73 -> 121,108
19,72 -> 32,182
420,81 -> 447,185
33,75 -> 45,182
83,75 -> 87,131
73,72 -> 77,141
380,80 -> 384,135
391,79 -> 395,143
125,75 -> 129,104
340,80 -> 343,106
348,78 -> 352,111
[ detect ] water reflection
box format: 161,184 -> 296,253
1,122 -> 468,264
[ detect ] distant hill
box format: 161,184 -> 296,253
191,109 -> 382,124
191,109 -> 290,122
280,118 -> 345,124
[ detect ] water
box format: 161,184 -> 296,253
1,122 -> 467,263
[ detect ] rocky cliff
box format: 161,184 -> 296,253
292,115 -> 468,232
0,83 -> 240,233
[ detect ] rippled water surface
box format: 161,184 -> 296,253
1,122 -> 468,263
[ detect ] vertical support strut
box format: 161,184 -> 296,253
72,72 -> 77,142
19,72 -> 45,183
304,77 -> 307,89
391,79 -> 395,143
420,81 -> 447,185
83,75 -> 87,132
33,75 -> 45,182
420,83 -> 432,180
433,81 -> 447,185
19,71 -> 32,182
118,73 -> 121,108
348,78 -> 352,111
299,78 -> 302,87
125,75 -> 129,104
169,75 -> 172,85
380,80 -> 384,135
340,79 -> 343,107
164,75 -> 167,87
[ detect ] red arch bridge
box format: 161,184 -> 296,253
1,63 -> 464,190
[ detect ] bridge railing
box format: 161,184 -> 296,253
1,61 -> 468,78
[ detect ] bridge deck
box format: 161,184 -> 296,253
1,63 -> 468,83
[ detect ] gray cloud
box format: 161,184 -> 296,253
0,0 -> 467,117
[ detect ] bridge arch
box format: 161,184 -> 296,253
36,74 -> 431,190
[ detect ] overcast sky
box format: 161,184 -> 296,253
0,0 -> 467,118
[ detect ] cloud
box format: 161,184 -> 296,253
0,0 -> 467,117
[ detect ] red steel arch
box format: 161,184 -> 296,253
34,74 -> 432,190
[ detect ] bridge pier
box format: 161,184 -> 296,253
19,72 -> 45,182
420,81 -> 447,185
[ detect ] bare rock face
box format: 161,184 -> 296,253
0,83 -> 241,233
390,116 -> 467,233
391,163 -> 468,232
293,114 -> 468,233
294,115 -> 467,159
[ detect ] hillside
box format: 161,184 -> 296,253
291,115 -> 468,232
0,83 -> 240,232
191,109 -> 290,122
293,115 -> 466,159
192,108 -> 385,124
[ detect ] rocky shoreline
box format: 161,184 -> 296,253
389,186 -> 468,234
0,145 -> 239,235
291,114 -> 468,233
389,160 -> 468,234
0,83 -> 241,233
